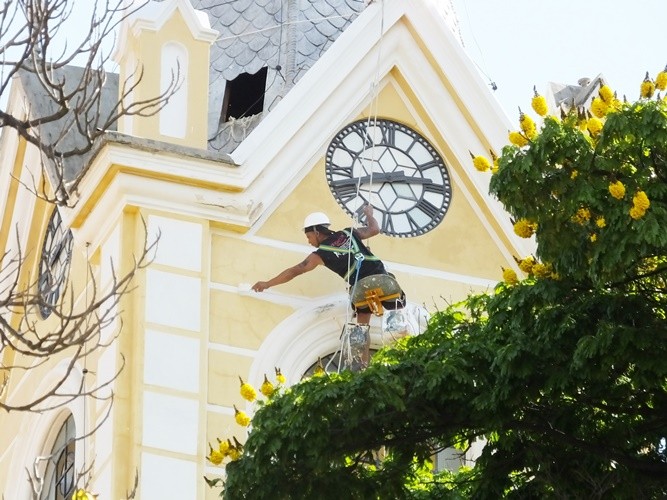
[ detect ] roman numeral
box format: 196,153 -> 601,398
328,165 -> 354,177
416,200 -> 441,219
423,183 -> 445,194
381,213 -> 394,234
334,183 -> 358,202
381,123 -> 395,146
417,160 -> 441,171
406,213 -> 421,233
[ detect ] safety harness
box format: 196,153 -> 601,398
317,229 -> 380,282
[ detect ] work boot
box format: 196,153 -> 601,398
344,324 -> 370,372
382,309 -> 408,342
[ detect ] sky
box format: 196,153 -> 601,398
450,0 -> 667,120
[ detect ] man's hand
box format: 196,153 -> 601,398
250,254 -> 324,293
357,203 -> 380,239
362,203 -> 374,220
252,281 -> 270,292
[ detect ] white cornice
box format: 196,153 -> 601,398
130,0 -> 218,41
64,142 -> 258,250
113,0 -> 219,63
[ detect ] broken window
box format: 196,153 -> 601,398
221,67 -> 268,122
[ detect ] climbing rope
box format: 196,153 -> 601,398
335,1 -> 388,372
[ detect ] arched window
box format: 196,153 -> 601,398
40,413 -> 76,500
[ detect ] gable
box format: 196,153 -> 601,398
233,0 -> 532,268
257,78 -> 513,282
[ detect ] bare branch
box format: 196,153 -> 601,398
1,0 -> 180,205
0,222 -> 159,413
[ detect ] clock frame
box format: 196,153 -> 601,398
325,118 -> 452,237
38,208 -> 73,319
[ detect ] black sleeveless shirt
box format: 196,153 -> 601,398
314,228 -> 386,285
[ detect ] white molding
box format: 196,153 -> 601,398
207,342 -> 257,358
113,0 -> 218,63
145,269 -> 202,332
248,298 -> 429,387
247,297 -> 405,384
140,452 -> 197,499
141,391 -> 199,455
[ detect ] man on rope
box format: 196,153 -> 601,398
251,204 -> 405,370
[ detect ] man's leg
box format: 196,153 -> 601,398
343,310 -> 371,372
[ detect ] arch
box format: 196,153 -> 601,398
249,294 -> 429,385
4,360 -> 87,499
159,41 -> 188,138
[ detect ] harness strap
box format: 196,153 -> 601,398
318,230 -> 379,280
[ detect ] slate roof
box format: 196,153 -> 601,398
191,0 -> 368,153
16,67 -> 119,189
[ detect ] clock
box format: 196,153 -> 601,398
38,208 -> 73,319
325,118 -> 452,237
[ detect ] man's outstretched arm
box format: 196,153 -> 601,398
252,253 -> 323,292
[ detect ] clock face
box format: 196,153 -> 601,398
325,119 -> 452,237
38,208 -> 73,319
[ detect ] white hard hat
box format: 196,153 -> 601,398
303,212 -> 331,230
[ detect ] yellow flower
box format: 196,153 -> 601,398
590,233 -> 597,242
491,152 -> 500,174
641,72 -> 655,98
630,206 -> 646,220
218,438 -> 231,456
656,67 -> 667,91
532,263 -> 552,279
502,268 -> 519,285
260,374 -> 275,397
72,490 -> 97,500
234,406 -> 251,427
239,377 -> 257,402
209,449 -> 224,465
595,216 -> 606,228
531,87 -> 548,116
608,180 -> 626,200
228,447 -> 242,460
519,110 -> 537,138
591,97 -> 608,118
633,190 -> 650,211
275,367 -> 286,385
518,256 -> 535,274
570,170 -> 578,179
598,84 -> 614,104
513,218 -> 537,238
509,131 -> 529,147
587,116 -> 603,135
470,152 -> 491,172
571,207 -> 591,225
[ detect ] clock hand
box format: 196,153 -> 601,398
331,171 -> 434,187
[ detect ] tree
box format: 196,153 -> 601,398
0,0 -> 173,411
0,0 -> 175,201
0,1 -> 170,496
214,76 -> 667,498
